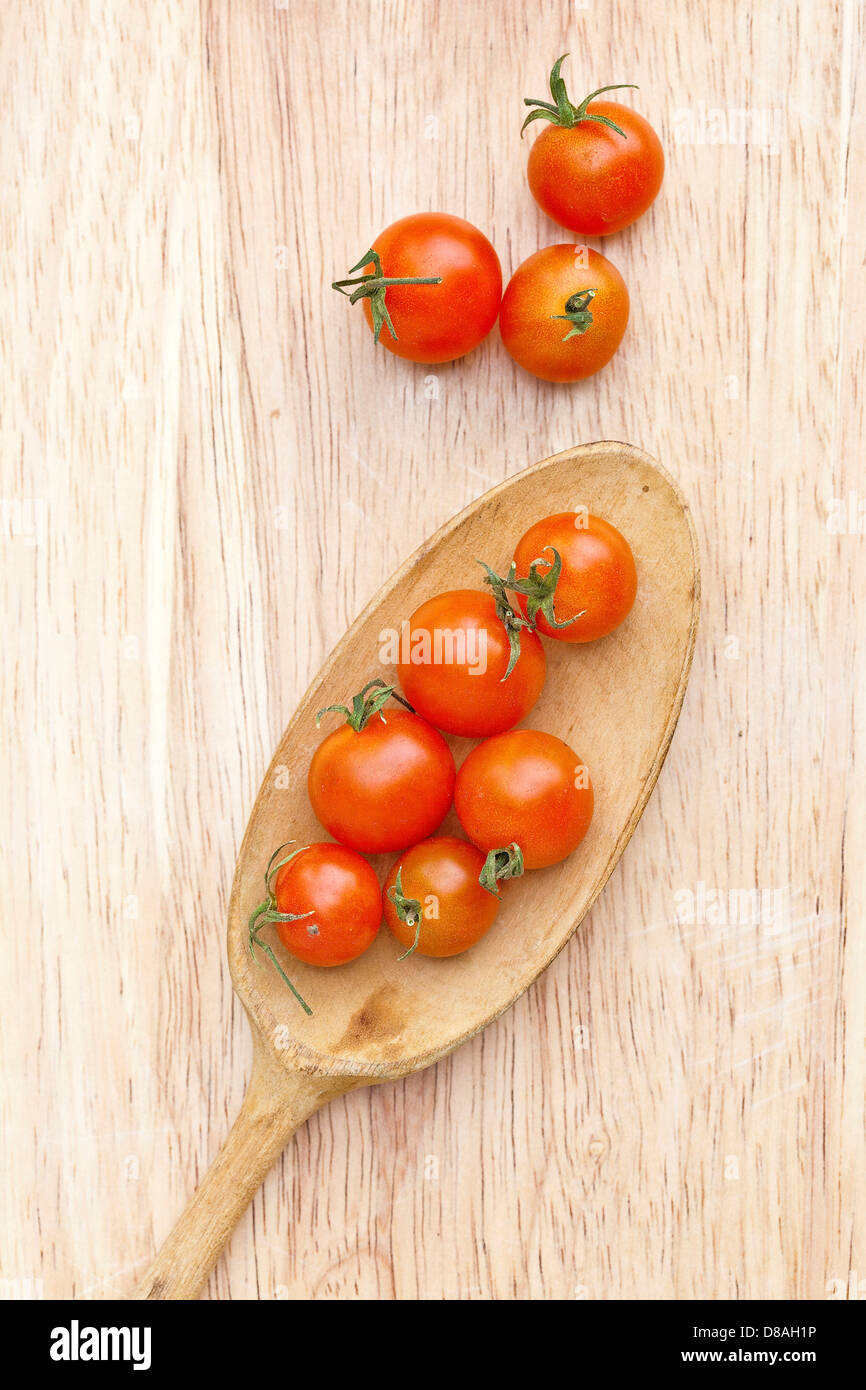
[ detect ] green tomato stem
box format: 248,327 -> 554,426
316,678 -> 414,732
551,288 -> 597,341
521,55 -> 638,138
247,842 -> 313,1014
479,843 -> 525,897
479,548 -> 584,634
332,248 -> 442,344
388,867 -> 423,960
477,559 -> 538,680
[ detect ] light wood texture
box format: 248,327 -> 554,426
135,441 -> 698,1299
2,0 -> 863,1301
133,1041 -> 352,1301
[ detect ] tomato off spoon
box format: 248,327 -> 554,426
133,441 -> 699,1299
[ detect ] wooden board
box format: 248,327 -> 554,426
1,0 -> 863,1300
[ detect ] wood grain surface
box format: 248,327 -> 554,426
1,0 -> 863,1301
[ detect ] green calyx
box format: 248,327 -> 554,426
521,55 -> 638,138
317,678 -> 414,732
480,547 -> 583,658
509,547 -> 583,629
248,841 -> 314,1015
479,843 -> 525,897
552,289 -> 597,340
477,559 -> 538,681
332,248 -> 442,344
388,867 -> 424,960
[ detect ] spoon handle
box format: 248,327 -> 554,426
132,1037 -> 356,1299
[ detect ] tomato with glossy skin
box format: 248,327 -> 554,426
334,213 -> 502,364
383,836 -> 518,958
523,60 -> 664,235
308,682 -> 455,853
499,245 -> 628,383
272,843 -> 382,967
455,730 -> 593,870
513,512 -> 637,642
398,589 -> 546,738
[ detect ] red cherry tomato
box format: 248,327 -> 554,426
512,512 -> 637,642
398,589 -> 546,738
248,841 -> 382,1013
499,244 -> 628,383
333,213 -> 502,363
273,843 -> 381,966
523,59 -> 664,235
383,836 -> 522,958
308,681 -> 455,853
455,730 -> 593,870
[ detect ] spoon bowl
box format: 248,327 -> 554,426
134,440 -> 699,1299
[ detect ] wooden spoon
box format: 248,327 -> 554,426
134,440 -> 699,1299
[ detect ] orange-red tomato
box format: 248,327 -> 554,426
398,589 -> 546,737
383,836 -> 507,958
309,704 -> 455,853
272,843 -> 382,967
499,245 -> 628,383
528,104 -> 664,235
513,512 -> 637,642
455,730 -> 593,870
523,61 -> 664,235
336,213 -> 502,364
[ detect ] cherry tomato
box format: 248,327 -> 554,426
523,59 -> 664,235
512,512 -> 637,642
248,841 -> 382,1012
308,681 -> 455,853
455,730 -> 593,870
397,589 -> 546,738
383,836 -> 522,958
332,213 -> 502,363
272,843 -> 381,966
499,244 -> 628,383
